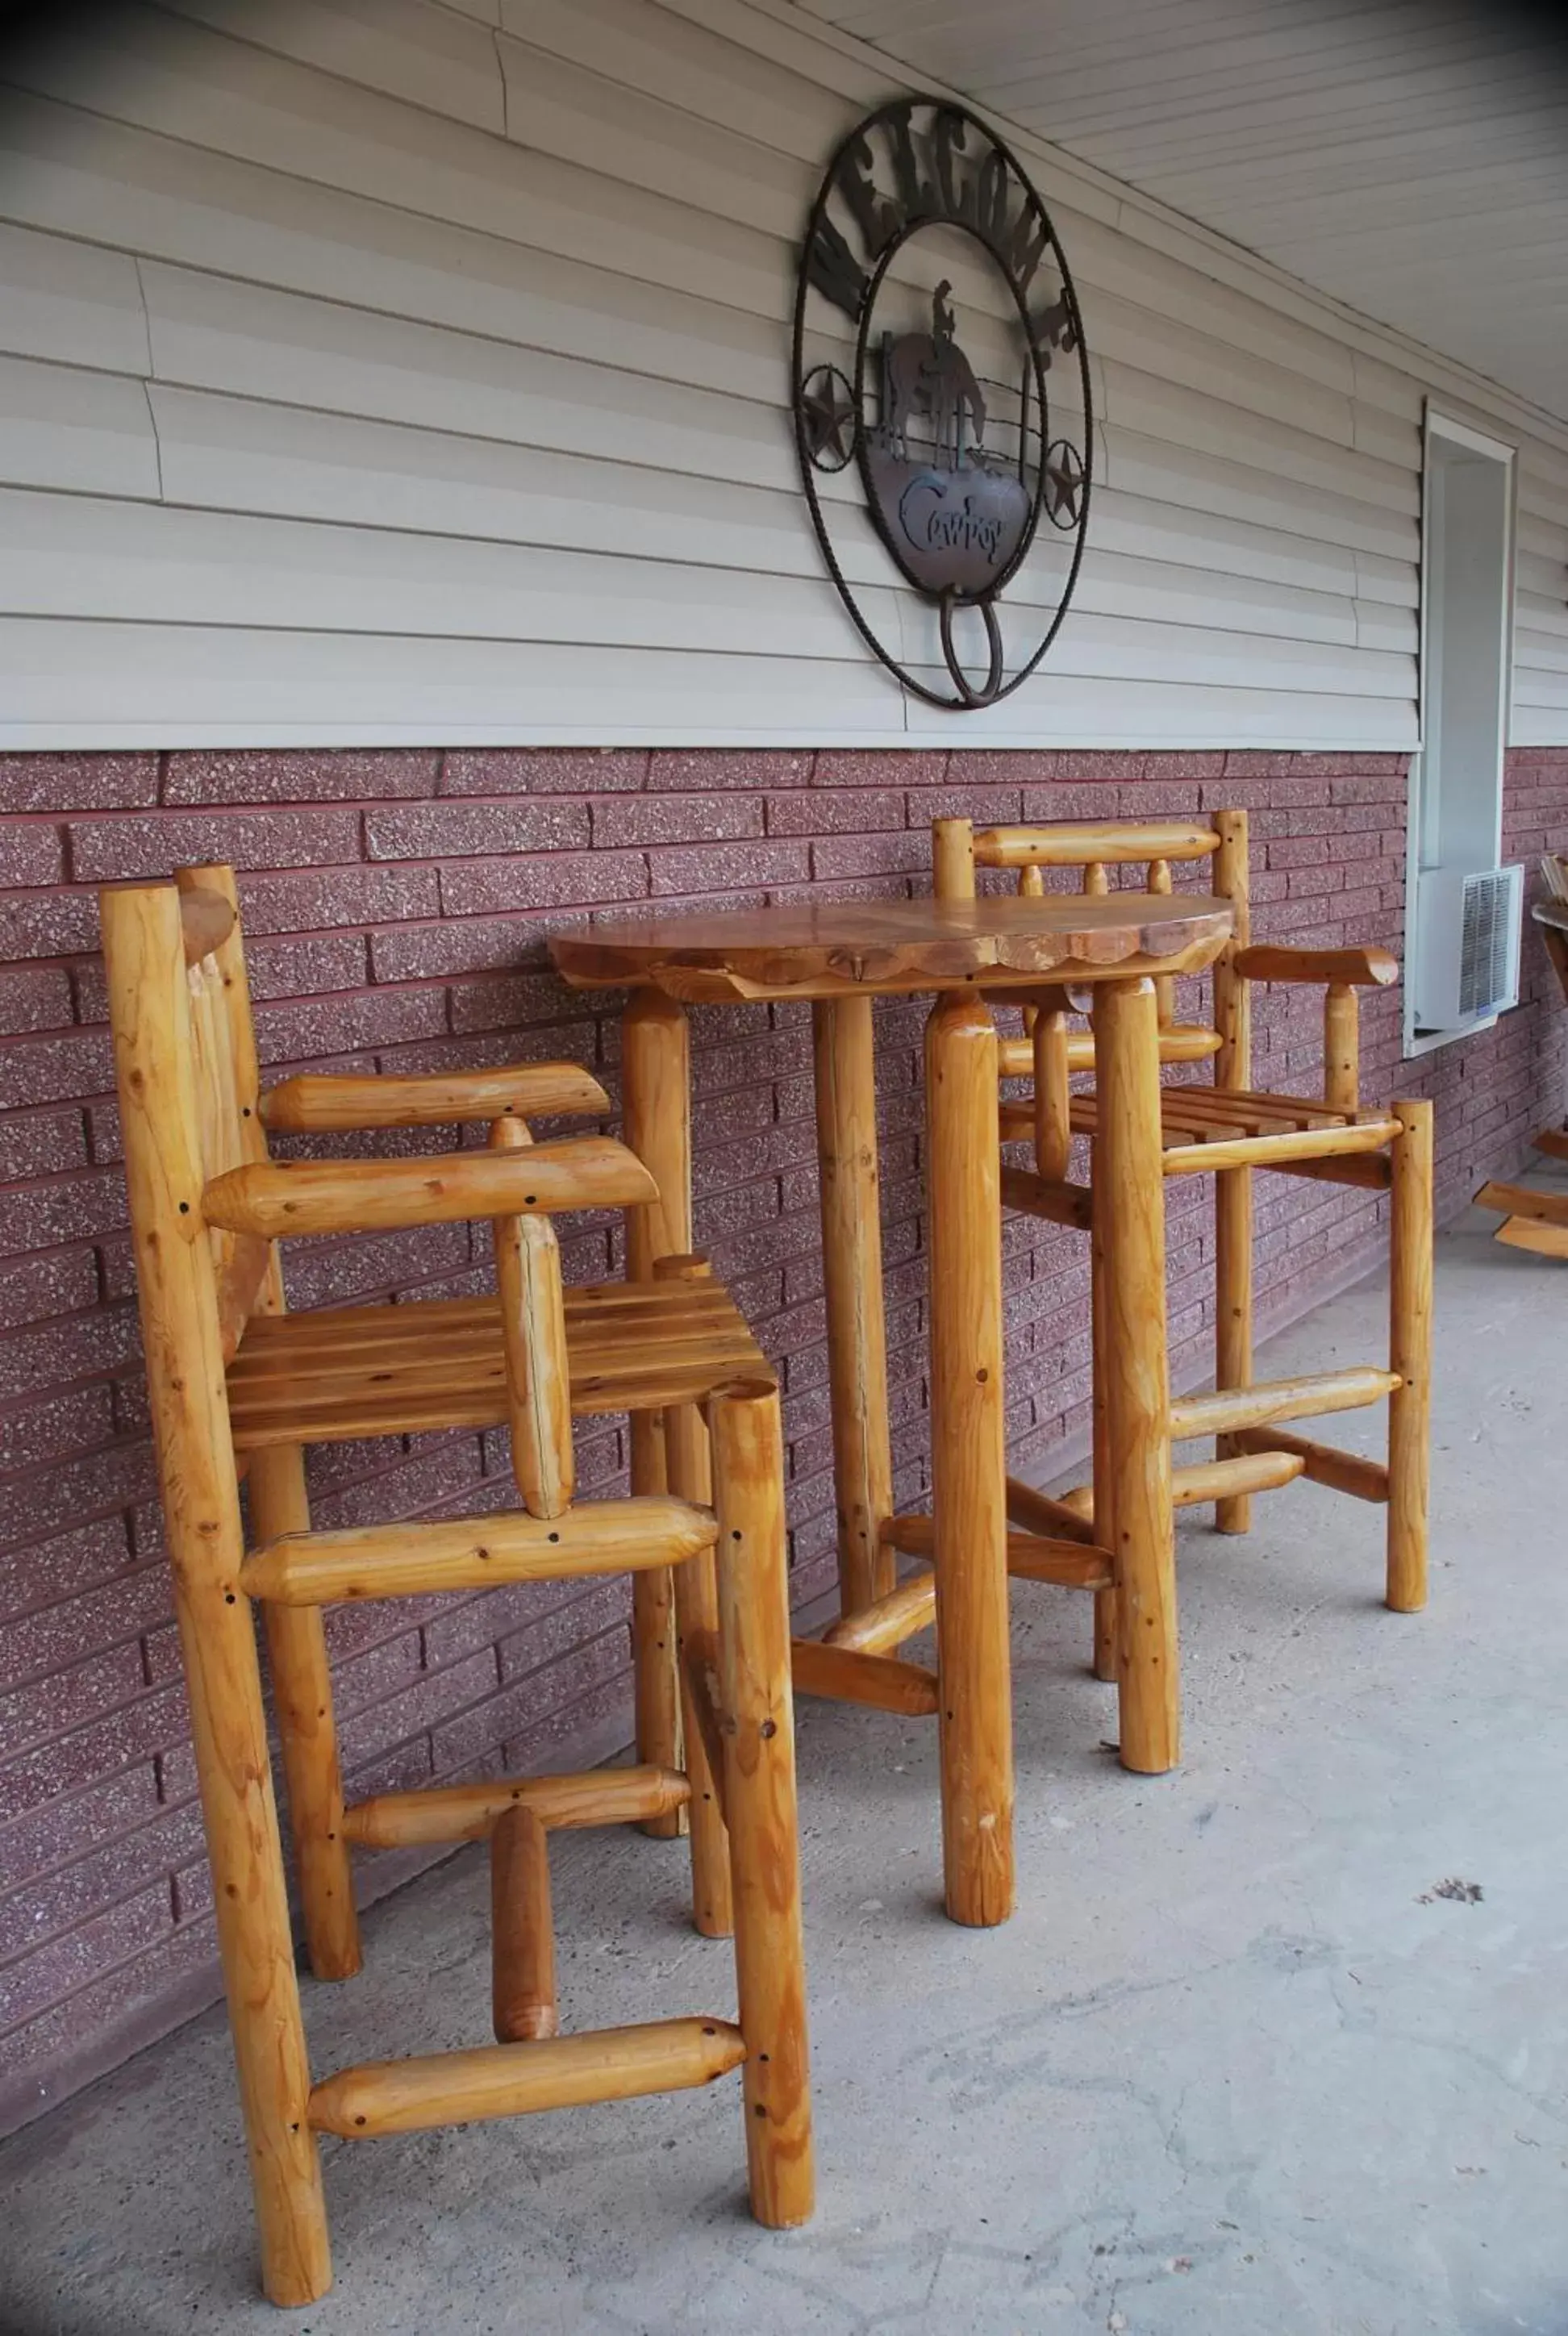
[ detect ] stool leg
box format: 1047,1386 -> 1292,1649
249,1445 -> 360,1983
1094,978 -> 1179,1776
490,1804 -> 558,2042
1214,1165 -> 1253,1533
710,1380 -> 813,2229
1387,1099 -> 1433,1612
623,991 -> 691,1834
1090,1144 -> 1119,1682
657,1262 -> 733,1941
925,992 -> 1014,1928
813,997 -> 895,1620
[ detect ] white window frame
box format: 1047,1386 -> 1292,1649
1404,404 -> 1518,1057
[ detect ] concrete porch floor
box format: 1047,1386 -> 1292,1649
3,1193 -> 1566,2336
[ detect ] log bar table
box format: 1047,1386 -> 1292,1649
553,893 -> 1232,1926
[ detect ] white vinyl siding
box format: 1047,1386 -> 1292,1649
0,0 -> 1562,749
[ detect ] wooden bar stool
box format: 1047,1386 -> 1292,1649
99,866 -> 811,2309
932,811 -> 1435,1695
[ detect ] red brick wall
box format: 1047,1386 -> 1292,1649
2,742 -> 1564,2130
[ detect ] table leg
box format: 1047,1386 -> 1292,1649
622,988 -> 691,1833
925,991 -> 1014,1927
813,997 -> 895,1620
1093,978 -> 1179,1775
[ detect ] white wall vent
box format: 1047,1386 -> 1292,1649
1412,864 -> 1524,1032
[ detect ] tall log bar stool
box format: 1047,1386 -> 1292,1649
932,810 -> 1435,1687
100,866 -> 811,2308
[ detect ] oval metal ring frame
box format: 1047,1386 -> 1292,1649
791,101 -> 1094,713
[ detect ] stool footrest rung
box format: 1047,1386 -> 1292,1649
1170,1368 -> 1399,1442
1230,1428 -> 1390,1504
343,1763 -> 690,1849
790,1637 -> 938,1716
309,2017 -> 747,2138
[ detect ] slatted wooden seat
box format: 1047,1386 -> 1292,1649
100,865 -> 811,2309
227,1280 -> 769,1447
933,811 -> 1434,1684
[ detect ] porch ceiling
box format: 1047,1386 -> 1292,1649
791,0 -> 1568,423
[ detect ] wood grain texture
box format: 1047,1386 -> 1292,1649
925,991 -> 1014,1925
622,988 -> 690,1836
1211,807 -> 1253,1534
821,1565 -> 936,1654
240,1495 -> 716,1604
1170,1367 -> 1399,1441
1387,1099 -> 1432,1612
343,1764 -> 690,1849
203,1134 -> 656,1237
261,1062 -> 608,1130
489,1116 -> 574,1520
1094,978 -> 1179,1775
308,2019 -> 747,2139
1230,1428 -> 1390,1504
710,1383 -> 814,2230
813,996 -> 894,1616
1233,943 -> 1399,987
974,822 -> 1220,866
101,879 -> 329,2308
490,1804 -> 558,2044
790,1636 -> 940,1715
553,895 -> 1233,1002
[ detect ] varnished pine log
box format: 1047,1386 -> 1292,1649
790,1636 -> 940,1715
1387,1100 -> 1433,1613
1161,1120 -> 1399,1176
249,1448 -> 361,1984
931,816 -> 977,899
343,1763 -> 690,1849
1004,1474 -> 1099,1547
1474,1179 -> 1568,1229
822,1565 -> 936,1654
623,989 -> 691,1833
974,821 -> 1220,867
490,1805 -> 558,2044
1257,1151 -> 1391,1192
680,1625 -> 730,1829
1211,809 -> 1253,1535
999,1166 -> 1094,1228
204,1137 -> 656,1237
1032,1005 -> 1072,1179
997,1024 -> 1221,1076
1095,978 -> 1179,1775
1230,1428 -> 1389,1504
1148,853 -> 1176,1028
1232,943 -> 1399,987
102,882 -> 330,2307
1171,1450 -> 1303,1505
1533,1128 -> 1568,1163
1090,1141 -> 1119,1679
925,992 -> 1014,1925
710,1383 -> 814,2229
813,995 -> 895,1616
871,1514 -> 1111,1589
654,1258 -> 732,1939
489,1118 -> 574,1519
1323,983 -> 1360,1114
309,2018 -> 747,2138
1169,1367 -> 1399,1441
261,1062 -> 608,1131
241,1495 -> 717,1605
1495,1216 -> 1568,1258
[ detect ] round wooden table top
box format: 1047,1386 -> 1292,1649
551,892 -> 1234,1003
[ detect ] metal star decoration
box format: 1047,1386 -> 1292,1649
801,365 -> 858,473
1044,438 -> 1085,528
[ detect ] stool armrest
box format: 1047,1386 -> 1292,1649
204,1135 -> 655,1238
1233,945 -> 1398,989
261,1062 -> 608,1132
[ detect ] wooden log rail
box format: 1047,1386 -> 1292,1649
309,2018 -> 748,2138
1229,1428 -> 1390,1504
240,1496 -> 716,1604
1056,1447 -> 1305,1519
261,1062 -> 608,1131
1169,1367 -> 1399,1442
203,1134 -> 655,1238
344,1763 -> 691,1850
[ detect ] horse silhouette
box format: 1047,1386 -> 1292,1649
883,283 -> 987,469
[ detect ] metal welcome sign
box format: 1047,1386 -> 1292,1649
792,101 -> 1091,709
